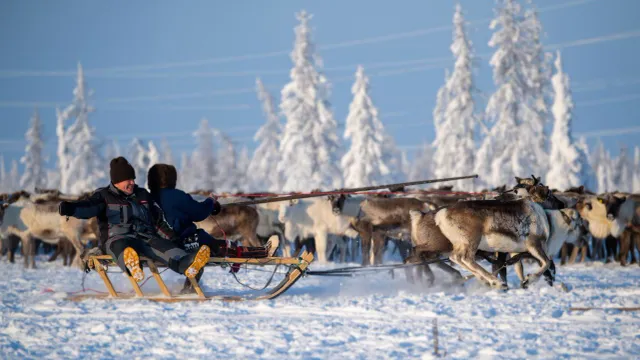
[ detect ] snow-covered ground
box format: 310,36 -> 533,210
1,256 -> 640,359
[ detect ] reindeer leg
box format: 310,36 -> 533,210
372,230 -> 386,265
49,242 -> 62,262
452,244 -> 506,290
619,231 -> 631,266
569,242 -> 580,264
626,231 -> 637,265
356,222 -> 373,267
560,244 -> 569,265
522,237 -> 551,288
30,237 -> 37,269
314,231 -> 329,264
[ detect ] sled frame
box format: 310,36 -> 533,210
68,251 -> 314,302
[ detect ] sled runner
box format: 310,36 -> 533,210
67,251 -> 314,302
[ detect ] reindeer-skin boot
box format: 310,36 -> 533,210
123,247 -> 145,283
184,245 -> 211,278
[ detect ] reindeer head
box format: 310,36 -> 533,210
327,193 -> 348,215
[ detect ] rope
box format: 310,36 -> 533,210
305,257 -> 451,277
229,263 -> 282,291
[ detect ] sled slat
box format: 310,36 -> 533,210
188,277 -> 206,299
147,262 -> 172,298
90,255 -> 303,266
127,274 -> 144,297
93,258 -> 118,297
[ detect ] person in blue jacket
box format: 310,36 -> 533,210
147,164 -> 278,292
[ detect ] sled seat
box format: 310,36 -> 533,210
75,252 -> 314,302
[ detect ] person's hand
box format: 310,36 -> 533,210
58,201 -> 76,217
81,247 -> 104,273
211,199 -> 222,215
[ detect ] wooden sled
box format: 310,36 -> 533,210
67,251 -> 314,302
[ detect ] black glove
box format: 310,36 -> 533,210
82,247 -> 104,273
211,199 -> 222,215
58,201 -> 76,217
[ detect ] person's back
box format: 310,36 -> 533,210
152,187 -> 216,238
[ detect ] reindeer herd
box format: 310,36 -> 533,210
1,176 -> 638,291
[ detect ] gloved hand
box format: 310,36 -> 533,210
58,201 -> 76,217
211,199 -> 222,215
81,247 -> 104,273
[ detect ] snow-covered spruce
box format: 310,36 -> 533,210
160,138 -> 174,166
477,0 -> 549,188
278,10 -> 342,192
432,4 -> 476,192
408,143 -> 434,182
56,63 -> 104,195
248,78 -> 283,192
341,66 -> 394,188
19,109 -> 45,192
634,146 -> 640,193
215,131 -> 241,193
546,51 -> 592,191
128,138 -> 151,189
190,118 -> 217,192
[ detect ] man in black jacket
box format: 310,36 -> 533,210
58,157 -> 210,282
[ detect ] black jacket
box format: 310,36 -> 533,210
69,183 -> 177,250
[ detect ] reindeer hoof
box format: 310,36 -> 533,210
489,281 -> 508,291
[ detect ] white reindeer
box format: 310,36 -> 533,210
278,198 -> 358,264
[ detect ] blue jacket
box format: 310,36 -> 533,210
151,188 -> 215,238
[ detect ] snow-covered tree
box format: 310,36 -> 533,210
613,146 -> 632,192
20,109 -> 46,191
341,66 -> 393,188
148,141 -> 160,168
278,10 -> 342,192
237,146 -> 251,192
105,140 -> 121,161
215,131 -> 240,193
633,146 -> 640,193
591,141 -> 615,193
400,150 -> 410,182
1,159 -> 20,192
513,2 -> 550,179
432,4 -> 476,191
57,63 -> 104,194
178,152 -> 193,191
248,78 -> 283,192
191,119 -> 217,191
409,143 -> 434,182
546,51 -> 591,190
0,155 -> 7,192
128,138 -> 150,188
576,136 -> 597,192
478,0 -> 549,188
160,138 -> 174,165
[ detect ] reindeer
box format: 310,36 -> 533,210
278,198 -> 358,264
1,191 -> 96,269
329,194 -> 433,266
195,203 -> 263,247
434,182 -> 577,290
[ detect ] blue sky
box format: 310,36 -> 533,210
0,0 -> 639,172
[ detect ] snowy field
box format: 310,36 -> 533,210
1,256 -> 640,359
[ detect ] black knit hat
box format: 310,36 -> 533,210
110,157 -> 136,184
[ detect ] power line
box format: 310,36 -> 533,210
0,0 -> 600,77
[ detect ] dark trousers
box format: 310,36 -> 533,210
106,235 -> 197,275
182,229 -> 268,258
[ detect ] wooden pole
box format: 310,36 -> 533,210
229,174 -> 478,206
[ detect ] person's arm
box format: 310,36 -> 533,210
59,191 -> 106,219
175,191 -> 220,222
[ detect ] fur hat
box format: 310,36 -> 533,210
147,164 -> 177,193
110,157 -> 136,184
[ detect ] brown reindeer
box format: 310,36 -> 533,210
329,194 -> 432,266
195,204 -> 262,247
